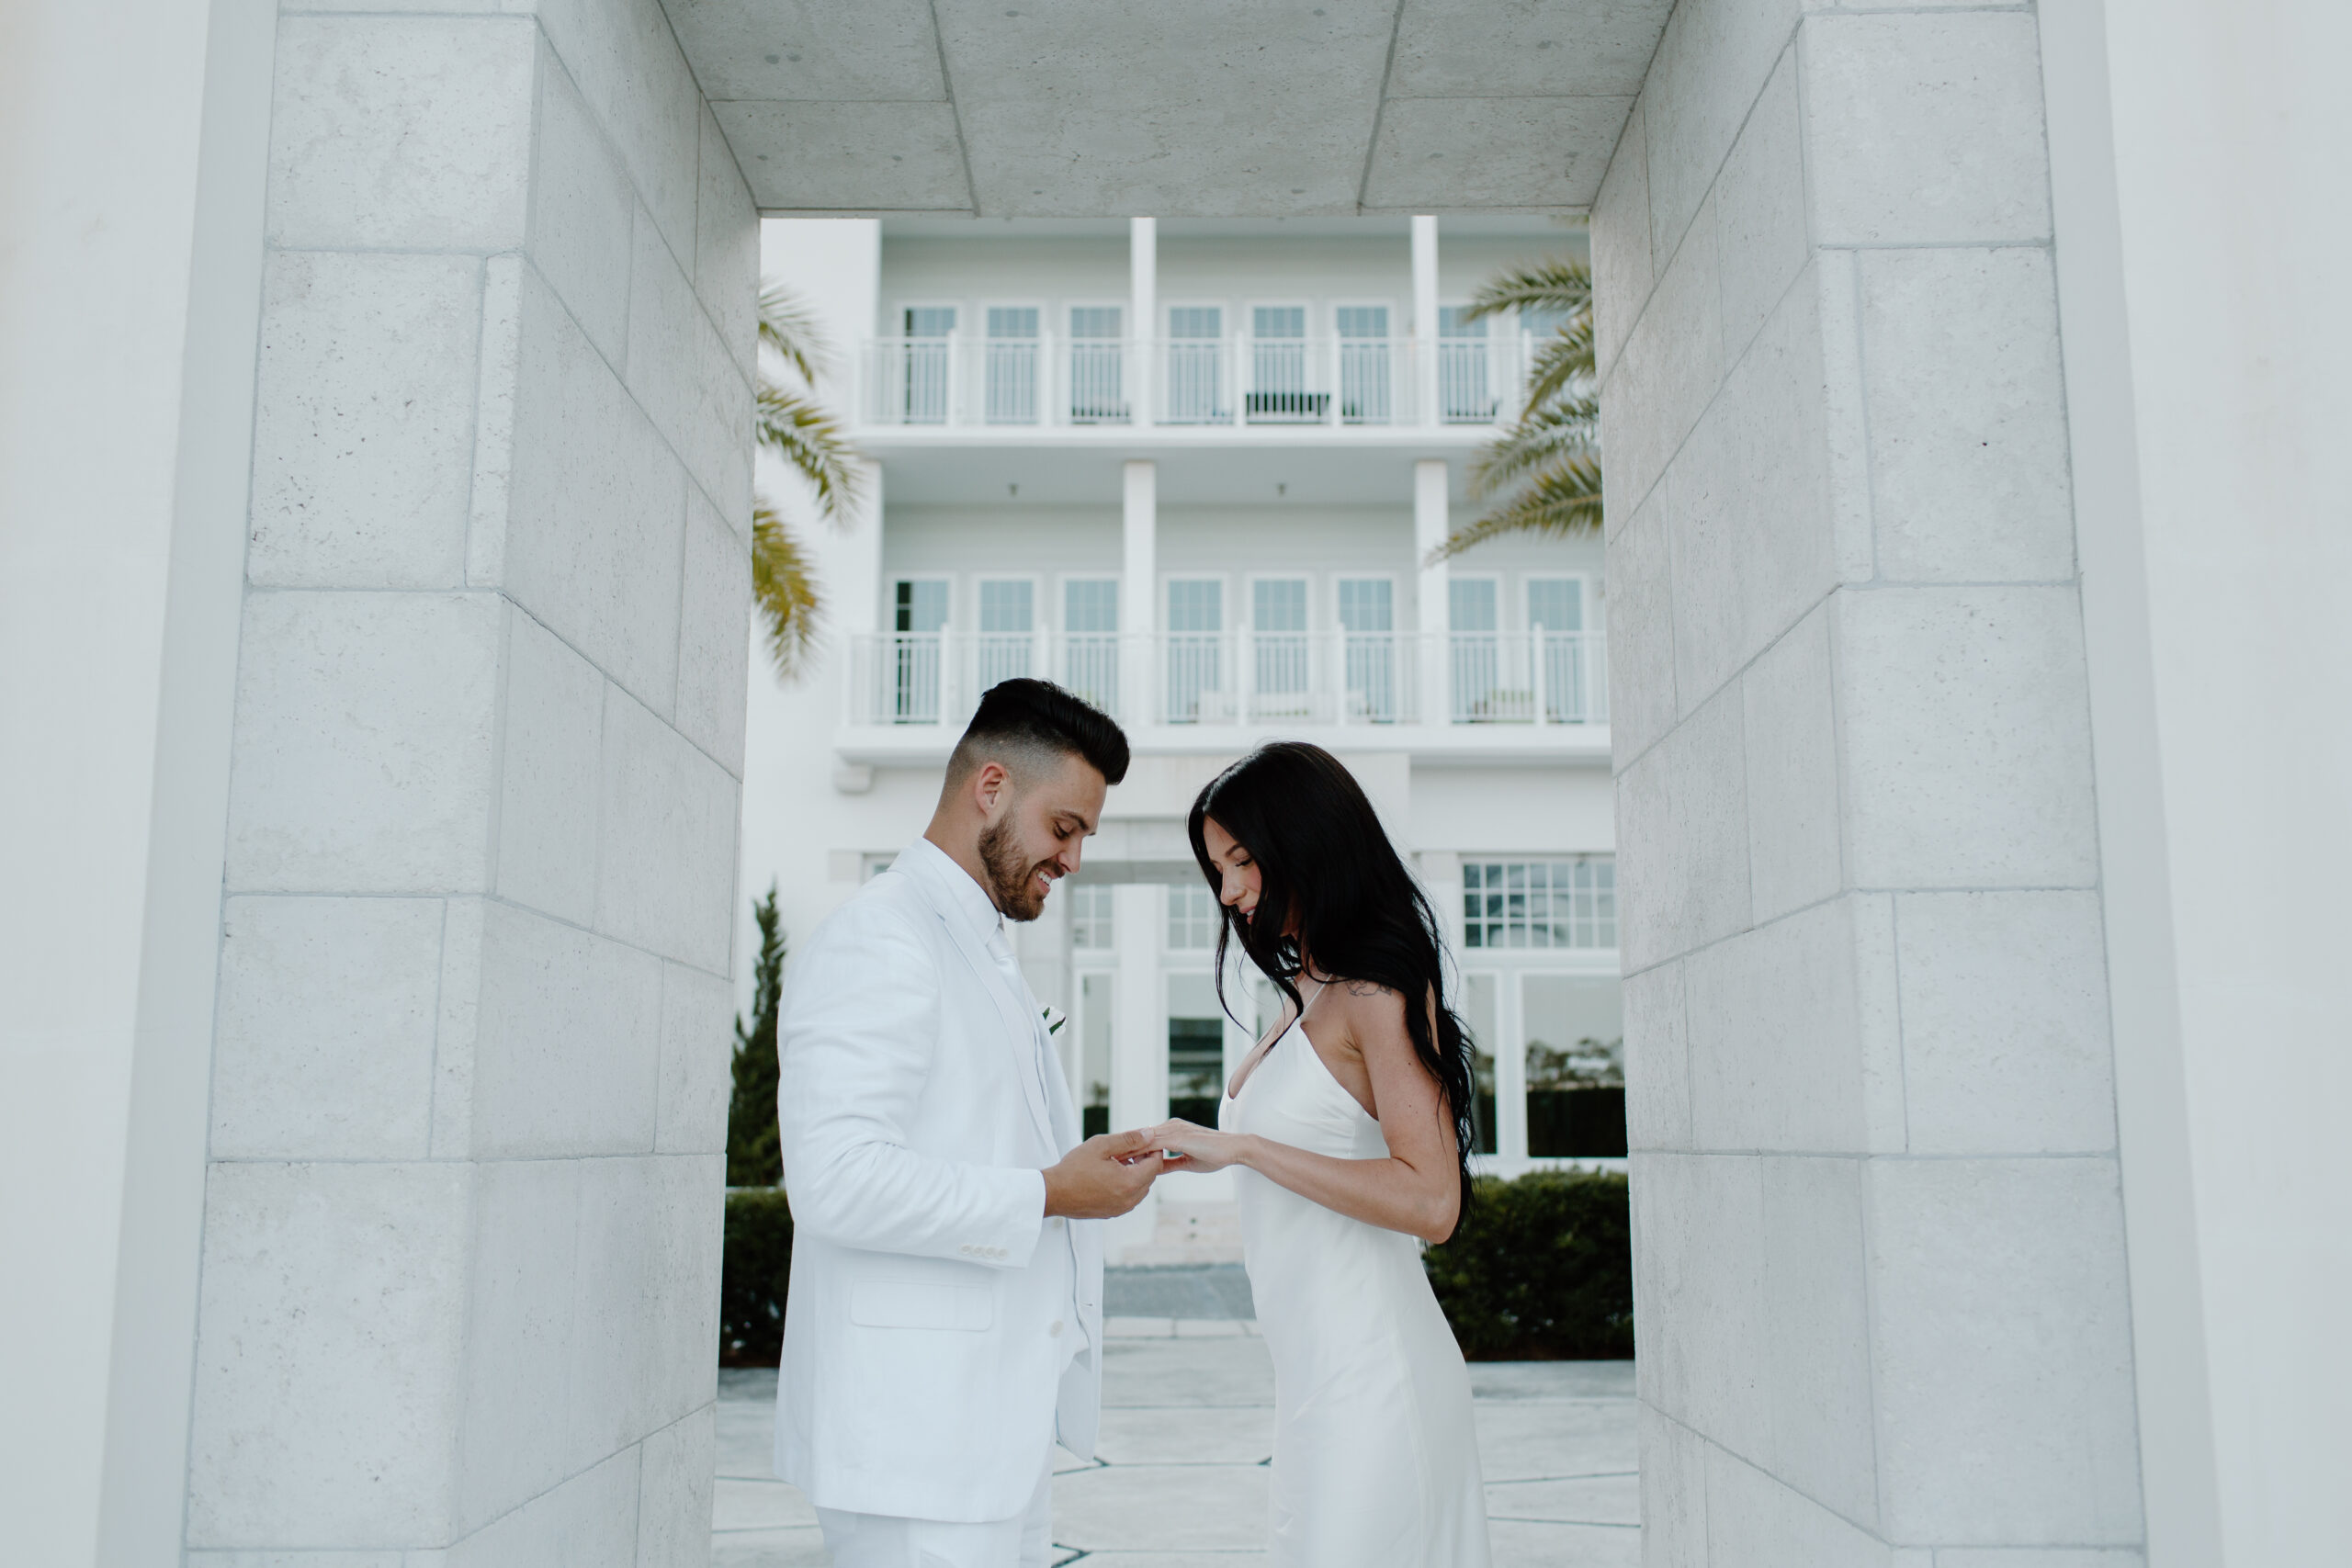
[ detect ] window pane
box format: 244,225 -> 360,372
1460,858 -> 1616,950
1167,580 -> 1223,633
1462,972 -> 1499,1155
1167,971 -> 1226,1119
1166,884 -> 1218,950
1450,578 -> 1498,632
1437,305 -> 1487,339
1523,974 -> 1625,1157
894,579 -> 948,634
1169,306 -> 1221,339
1079,973 -> 1114,1136
1252,579 -> 1307,633
1070,306 -> 1121,338
988,306 -> 1038,338
1338,579 -> 1393,632
1252,305 -> 1306,339
1527,577 -> 1584,633
1336,305 -> 1389,339
978,580 -> 1033,632
1065,579 -> 1118,633
904,306 -> 955,337
1067,885 -> 1114,950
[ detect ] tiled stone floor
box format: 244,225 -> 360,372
713,1311 -> 1637,1565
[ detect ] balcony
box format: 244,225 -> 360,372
854,334 -> 1533,431
839,629 -> 1607,756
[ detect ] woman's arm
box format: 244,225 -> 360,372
1152,982 -> 1462,1245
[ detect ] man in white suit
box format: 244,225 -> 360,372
774,679 -> 1161,1568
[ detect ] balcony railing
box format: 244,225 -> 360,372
842,629 -> 1607,730
855,334 -> 1533,430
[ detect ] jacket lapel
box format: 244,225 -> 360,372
922,886 -> 1058,1150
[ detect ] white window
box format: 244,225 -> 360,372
977,579 -> 1035,690
1461,857 -> 1617,949
1067,885 -> 1115,950
1166,305 -> 1225,423
1337,578 -> 1398,722
1251,578 -> 1309,709
1249,304 -> 1316,423
890,578 -> 949,723
1060,579 -> 1119,712
1527,577 -> 1595,723
899,305 -> 956,424
985,305 -> 1040,423
1068,305 -> 1125,423
1335,303 -> 1394,423
1449,577 -> 1503,721
1166,884 -> 1219,951
1166,578 -> 1225,723
1437,303 -> 1493,423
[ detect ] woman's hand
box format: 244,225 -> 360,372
1141,1118 -> 1253,1174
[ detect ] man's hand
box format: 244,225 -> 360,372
1042,1129 -> 1165,1219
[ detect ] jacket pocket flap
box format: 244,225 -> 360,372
850,1280 -> 994,1332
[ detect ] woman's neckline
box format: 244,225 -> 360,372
1226,977 -> 1329,1100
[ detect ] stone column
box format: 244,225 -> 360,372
1411,214 -> 1439,425
1414,458 -> 1451,727
1598,5 -> 2141,1560
177,6 -> 757,1561
1121,458 -> 1158,727
1107,882 -> 1167,1259
1130,215 -> 1157,427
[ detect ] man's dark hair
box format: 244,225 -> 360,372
947,678 -> 1130,787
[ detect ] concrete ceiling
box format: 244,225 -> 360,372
665,0 -> 1672,217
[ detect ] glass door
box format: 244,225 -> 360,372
1062,579 -> 1119,713
1166,306 -> 1224,423
891,578 -> 949,722
1165,579 -> 1224,722
1449,577 -> 1501,720
1068,306 -> 1125,423
977,579 -> 1035,691
1437,304 -> 1493,423
1336,304 -> 1392,423
1527,577 -> 1589,722
1338,577 -> 1396,721
900,305 -> 955,424
1251,578 -> 1310,716
984,306 -> 1039,423
1249,305 -> 1315,423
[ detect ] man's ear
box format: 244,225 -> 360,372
971,760 -> 1012,817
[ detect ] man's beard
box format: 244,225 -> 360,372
978,818 -> 1056,921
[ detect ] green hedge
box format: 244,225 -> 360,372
720,1188 -> 795,1367
719,1168 -> 1633,1366
1423,1170 -> 1634,1360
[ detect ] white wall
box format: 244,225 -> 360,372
2041,2 -> 2352,1561
0,0 -> 274,1558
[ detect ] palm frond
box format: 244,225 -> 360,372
1468,398 -> 1600,498
755,384 -> 864,525
1432,455 -> 1605,560
1520,315 -> 1597,412
1460,256 -> 1593,322
757,282 -> 831,386
751,503 -> 822,680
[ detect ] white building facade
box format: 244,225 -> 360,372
747,215 -> 1625,1258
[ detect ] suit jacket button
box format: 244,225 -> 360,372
1049,1320 -> 1064,1337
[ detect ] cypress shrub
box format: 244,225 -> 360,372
727,886 -> 786,1188
1423,1169 -> 1634,1359
720,1187 -> 796,1366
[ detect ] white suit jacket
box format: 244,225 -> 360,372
771,838 -> 1103,1522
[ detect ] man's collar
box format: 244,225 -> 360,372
896,836 -> 1005,942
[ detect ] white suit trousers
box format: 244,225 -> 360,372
813,1448 -> 1055,1568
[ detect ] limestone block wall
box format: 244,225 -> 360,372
182,0 -> 755,1559
1596,2 -> 2145,1561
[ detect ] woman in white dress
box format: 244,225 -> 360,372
1147,741 -> 1491,1568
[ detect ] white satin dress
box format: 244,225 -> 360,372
1221,1020 -> 1492,1567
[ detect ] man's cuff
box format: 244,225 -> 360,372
953,1167 -> 1047,1269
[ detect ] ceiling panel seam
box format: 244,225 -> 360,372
1354,0 -> 1410,215
924,0 -> 981,215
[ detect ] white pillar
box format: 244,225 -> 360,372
1129,216 -> 1156,427
1121,458 -> 1157,727
1411,214 -> 1440,425
1414,458 -> 1451,726
1107,883 -> 1166,1259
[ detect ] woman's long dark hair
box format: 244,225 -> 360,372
1187,741 -> 1476,1235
